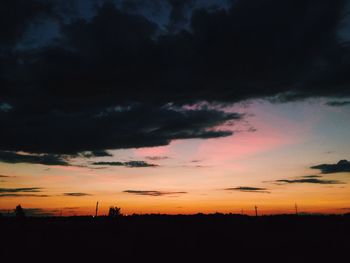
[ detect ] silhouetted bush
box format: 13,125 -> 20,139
108,206 -> 121,218
14,205 -> 25,219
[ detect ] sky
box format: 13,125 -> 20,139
1,0 -> 350,216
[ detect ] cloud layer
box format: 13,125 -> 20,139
63,192 -> 91,197
123,190 -> 187,196
311,160 -> 350,174
1,0 -> 350,155
270,174 -> 345,185
0,187 -> 48,197
274,178 -> 344,185
0,194 -> 49,198
0,151 -> 68,165
92,160 -> 158,167
0,187 -> 42,193
326,101 -> 350,107
224,187 -> 270,193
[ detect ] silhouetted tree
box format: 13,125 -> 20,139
108,206 -> 121,218
14,205 -> 25,219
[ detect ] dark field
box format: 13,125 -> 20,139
1,214 -> 349,262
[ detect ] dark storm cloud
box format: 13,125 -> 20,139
0,175 -> 11,178
224,187 -> 270,193
0,102 -> 12,112
167,0 -> 194,32
2,0 -> 350,155
311,160 -> 350,174
0,151 -> 68,165
92,160 -> 158,167
0,103 -> 239,154
326,101 -> 350,106
63,192 -> 91,196
123,190 -> 187,196
0,0 -> 53,47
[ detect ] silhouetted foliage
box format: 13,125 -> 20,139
14,205 -> 25,219
108,206 -> 121,218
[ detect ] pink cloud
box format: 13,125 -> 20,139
134,144 -> 172,158
133,101 -> 319,166
133,140 -> 184,158
196,130 -> 291,164
194,104 -> 314,164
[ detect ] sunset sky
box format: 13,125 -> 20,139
1,0 -> 350,216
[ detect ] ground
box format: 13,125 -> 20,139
1,214 -> 349,262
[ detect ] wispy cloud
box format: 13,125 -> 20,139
92,161 -> 158,168
311,160 -> 350,174
79,150 -> 113,158
275,179 -> 344,184
0,194 -> 49,197
25,208 -> 60,216
224,187 -> 270,193
19,208 -> 58,216
145,156 -> 169,161
0,187 -> 42,193
63,193 -> 92,197
326,101 -> 350,107
270,175 -> 345,185
302,175 -> 322,178
123,190 -> 187,196
0,187 -> 48,197
338,208 -> 350,211
181,164 -> 208,168
0,151 -> 68,166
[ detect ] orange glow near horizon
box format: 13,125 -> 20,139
1,101 -> 350,216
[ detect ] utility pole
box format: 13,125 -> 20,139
254,206 -> 258,217
95,201 -> 99,217
295,203 -> 298,215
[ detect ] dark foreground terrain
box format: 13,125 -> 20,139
1,214 -> 349,262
